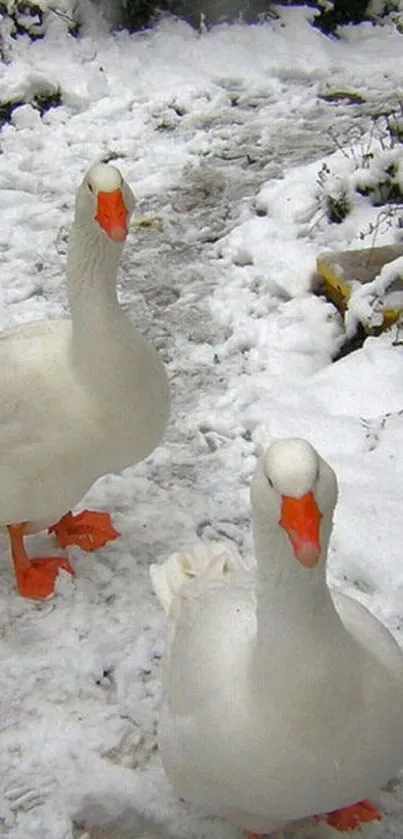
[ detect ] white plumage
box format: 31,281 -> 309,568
152,438 -> 403,834
1,163 -> 170,597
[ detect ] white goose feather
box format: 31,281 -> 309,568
152,438 -> 403,834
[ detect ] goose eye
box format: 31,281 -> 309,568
87,182 -> 94,194
267,476 -> 273,488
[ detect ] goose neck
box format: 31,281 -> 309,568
252,511 -> 337,647
66,224 -> 123,323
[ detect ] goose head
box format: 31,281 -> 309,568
74,163 -> 136,243
251,438 -> 338,573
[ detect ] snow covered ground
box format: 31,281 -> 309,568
1,5 -> 403,838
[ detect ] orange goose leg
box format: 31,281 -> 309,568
245,799 -> 382,839
323,798 -> 382,831
8,510 -> 119,599
8,523 -> 75,599
49,509 -> 119,551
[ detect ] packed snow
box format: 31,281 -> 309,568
1,5 -> 403,838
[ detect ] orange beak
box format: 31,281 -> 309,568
279,491 -> 322,569
95,188 -> 128,242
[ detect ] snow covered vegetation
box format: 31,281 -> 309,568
1,4 -> 403,839
0,0 -> 403,41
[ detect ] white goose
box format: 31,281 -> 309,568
151,438 -> 403,835
1,163 -> 170,599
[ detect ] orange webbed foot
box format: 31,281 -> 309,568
16,556 -> 75,599
324,798 -> 382,831
8,523 -> 75,600
49,509 -> 120,551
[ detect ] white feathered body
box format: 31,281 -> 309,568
155,544 -> 403,833
0,167 -> 170,530
0,317 -> 168,528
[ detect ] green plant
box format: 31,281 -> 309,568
102,0 -> 278,31
314,106 -> 403,234
316,162 -> 352,224
311,0 -> 400,35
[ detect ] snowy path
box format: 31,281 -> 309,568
1,8 -> 403,839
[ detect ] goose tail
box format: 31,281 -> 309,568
150,540 -> 246,615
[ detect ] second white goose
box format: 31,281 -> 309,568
152,438 -> 403,835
